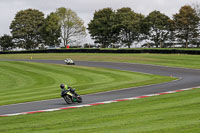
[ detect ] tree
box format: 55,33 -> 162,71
88,8 -> 119,48
173,5 -> 200,48
41,12 -> 61,47
167,19 -> 177,48
192,2 -> 200,47
10,9 -> 44,50
144,11 -> 171,48
192,2 -> 200,17
56,7 -> 86,47
0,34 -> 14,51
115,7 -> 144,48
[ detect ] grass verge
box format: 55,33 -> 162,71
1,53 -> 200,69
0,61 -> 174,105
0,88 -> 199,133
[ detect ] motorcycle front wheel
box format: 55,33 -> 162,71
64,95 -> 73,104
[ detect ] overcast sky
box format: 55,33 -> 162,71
0,0 -> 199,42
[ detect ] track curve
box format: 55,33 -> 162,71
0,59 -> 200,115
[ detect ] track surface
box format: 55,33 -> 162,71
0,59 -> 200,115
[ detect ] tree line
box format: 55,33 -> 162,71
0,4 -> 200,51
88,4 -> 200,48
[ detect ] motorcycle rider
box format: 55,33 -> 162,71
60,83 -> 76,97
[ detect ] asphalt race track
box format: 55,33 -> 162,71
0,59 -> 200,115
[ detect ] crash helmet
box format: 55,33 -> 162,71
60,84 -> 65,89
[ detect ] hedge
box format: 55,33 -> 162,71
1,49 -> 200,55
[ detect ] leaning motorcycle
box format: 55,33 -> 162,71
61,89 -> 82,104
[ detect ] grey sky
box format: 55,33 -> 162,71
0,0 -> 198,42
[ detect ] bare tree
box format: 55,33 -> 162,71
56,7 -> 86,47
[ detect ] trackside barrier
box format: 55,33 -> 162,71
1,49 -> 200,55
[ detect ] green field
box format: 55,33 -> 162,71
1,53 -> 200,69
0,53 -> 199,132
0,88 -> 199,133
0,61 -> 173,105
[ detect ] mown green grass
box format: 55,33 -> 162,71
0,61 -> 174,105
0,88 -> 199,133
1,53 -> 200,69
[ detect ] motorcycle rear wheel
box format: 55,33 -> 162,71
77,95 -> 82,103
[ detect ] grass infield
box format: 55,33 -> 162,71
1,53 -> 200,69
0,54 -> 199,132
0,61 -> 174,105
0,88 -> 199,133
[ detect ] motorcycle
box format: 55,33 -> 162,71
61,89 -> 82,104
64,58 -> 75,65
